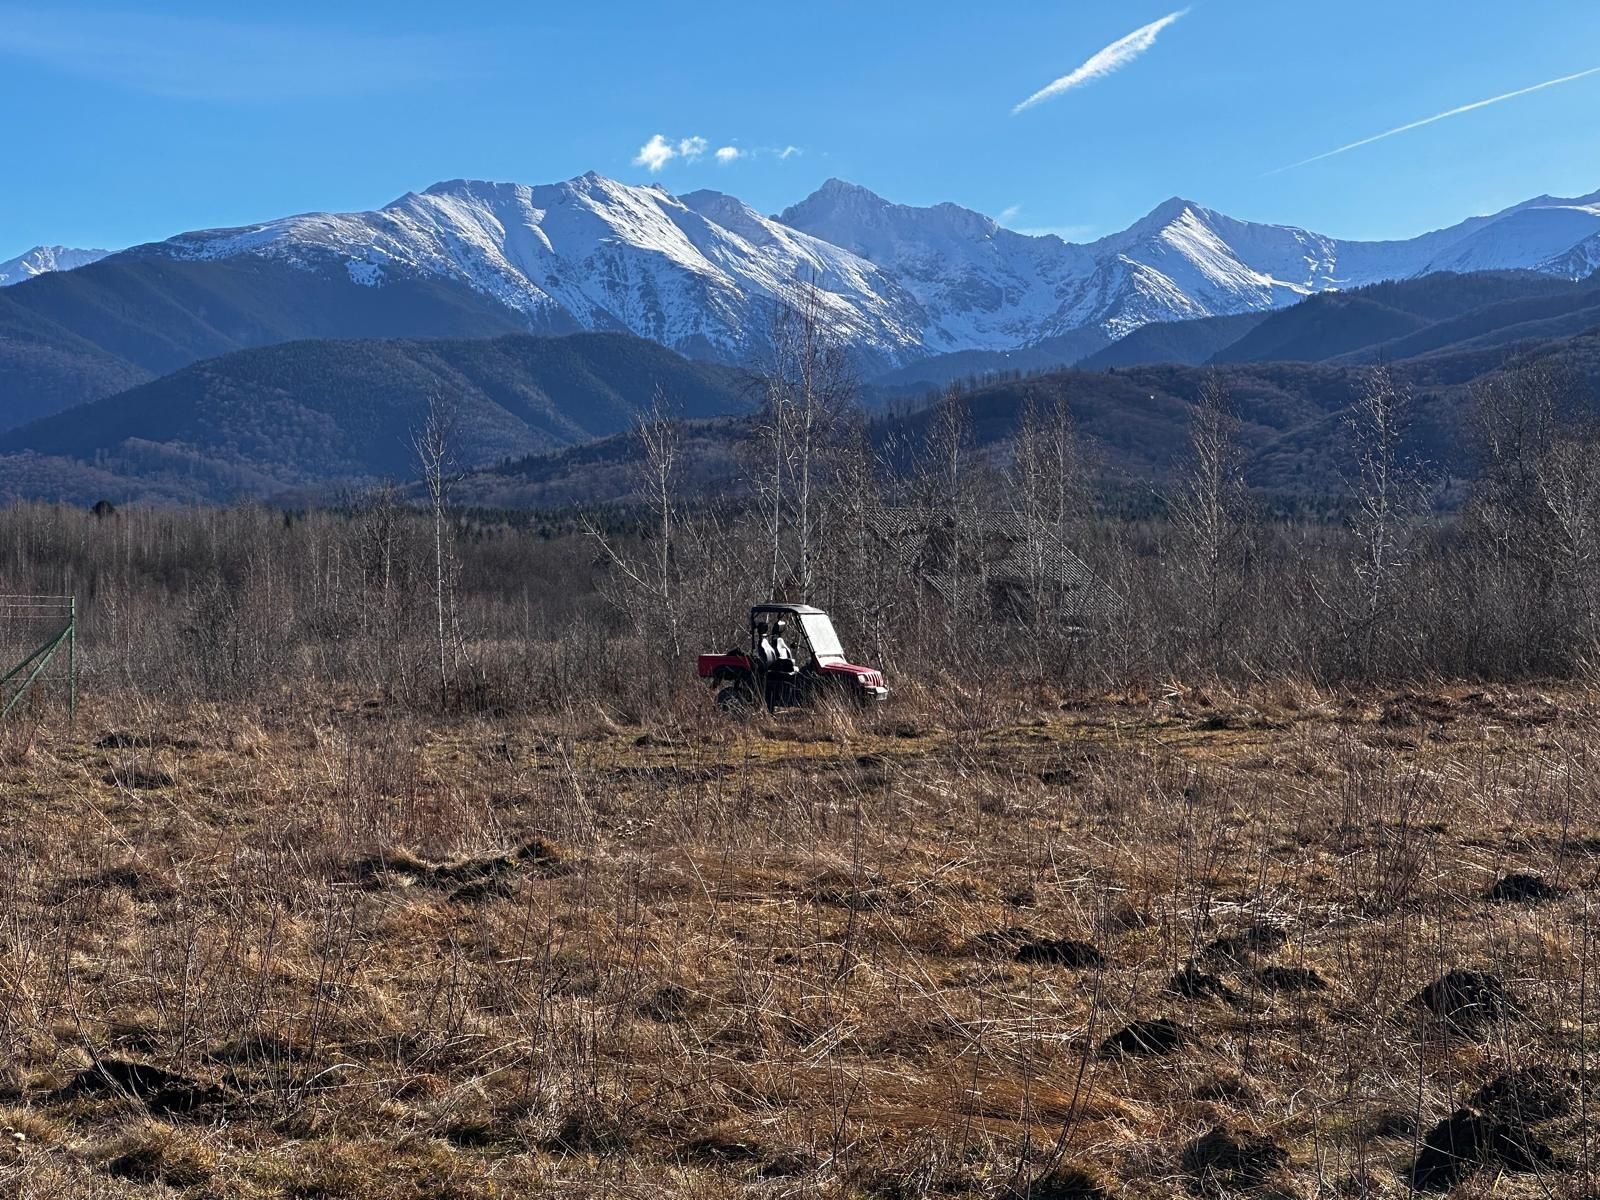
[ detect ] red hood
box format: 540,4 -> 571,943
822,662 -> 885,685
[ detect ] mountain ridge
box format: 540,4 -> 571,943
0,245 -> 112,287
7,175 -> 1600,433
0,330 -> 752,501
125,174 -> 1600,367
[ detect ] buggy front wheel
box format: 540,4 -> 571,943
715,683 -> 760,718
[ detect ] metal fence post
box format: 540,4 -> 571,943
68,595 -> 76,734
0,595 -> 78,729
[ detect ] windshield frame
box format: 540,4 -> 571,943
797,612 -> 846,664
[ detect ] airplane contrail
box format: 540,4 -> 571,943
1014,9 -> 1189,114
1268,64 -> 1600,175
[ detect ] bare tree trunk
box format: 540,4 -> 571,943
581,387 -> 687,682
412,395 -> 458,710
1345,363 -> 1422,675
638,385 -> 683,658
1012,381 -> 1090,633
927,384 -> 974,656
1169,373 -> 1250,674
754,275 -> 856,601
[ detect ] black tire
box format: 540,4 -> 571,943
716,683 -> 759,717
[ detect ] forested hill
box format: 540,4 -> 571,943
0,332 -> 751,501
0,253 -> 563,430
451,326 -> 1600,510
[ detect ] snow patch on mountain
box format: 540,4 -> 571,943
0,245 -> 112,287
123,174 -> 1600,367
145,174 -> 927,367
784,182 -> 1600,345
1541,231 -> 1600,281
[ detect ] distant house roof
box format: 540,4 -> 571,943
858,506 -> 1118,622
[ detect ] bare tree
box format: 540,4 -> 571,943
412,394 -> 459,709
1169,373 -> 1251,670
751,276 -> 856,599
750,364 -> 789,599
1469,361 -> 1600,664
922,384 -> 978,652
1344,363 -> 1424,673
1012,381 -> 1091,625
583,386 -> 686,658
823,414 -> 891,662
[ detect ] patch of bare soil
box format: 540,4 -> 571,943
1412,969 -> 1521,1035
1180,1126 -> 1290,1196
54,1059 -> 233,1117
1099,1018 -> 1191,1058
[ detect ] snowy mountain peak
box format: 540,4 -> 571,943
123,172 -> 1600,369
1136,196 -> 1206,229
142,173 -> 927,369
810,177 -> 882,202
0,245 -> 113,287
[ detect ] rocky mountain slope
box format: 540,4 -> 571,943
0,245 -> 110,287
122,175 -> 1600,369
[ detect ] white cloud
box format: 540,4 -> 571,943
1014,8 -> 1188,114
1269,64 -> 1600,174
633,134 -> 677,173
633,134 -> 800,172
999,204 -> 1023,224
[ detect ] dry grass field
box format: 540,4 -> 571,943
1,682 -> 1597,1198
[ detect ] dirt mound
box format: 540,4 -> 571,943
49,863 -> 176,903
1379,693 -> 1457,728
680,1129 -> 812,1178
1180,1126 -> 1289,1195
96,731 -> 201,751
638,983 -> 703,1023
1099,1018 -> 1189,1059
1486,873 -> 1567,903
803,869 -> 901,911
1412,969 -> 1520,1034
437,839 -> 568,881
1169,965 -> 1246,1007
1365,1111 -> 1417,1139
1005,1165 -> 1109,1199
544,1105 -> 635,1155
1013,937 -> 1105,969
1254,965 -> 1328,993
1202,924 -> 1288,965
448,875 -> 515,902
1468,1065 -> 1576,1124
1409,1107 -> 1553,1192
55,1058 -> 232,1116
102,767 -> 174,790
208,1032 -> 307,1066
972,927 -> 1036,954
349,839 -> 569,898
105,1138 -> 212,1188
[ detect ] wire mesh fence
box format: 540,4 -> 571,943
0,595 -> 75,727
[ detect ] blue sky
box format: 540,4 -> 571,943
3,0 -> 1599,257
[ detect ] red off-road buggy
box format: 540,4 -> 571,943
697,604 -> 888,713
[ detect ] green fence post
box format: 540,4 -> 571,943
68,595 -> 76,734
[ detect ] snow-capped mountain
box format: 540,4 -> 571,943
143,175 -> 927,369
123,174 -> 1600,368
779,183 -> 1600,342
1540,228 -> 1600,281
0,245 -> 111,287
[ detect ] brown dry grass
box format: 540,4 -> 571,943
1,682 -> 1598,1197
